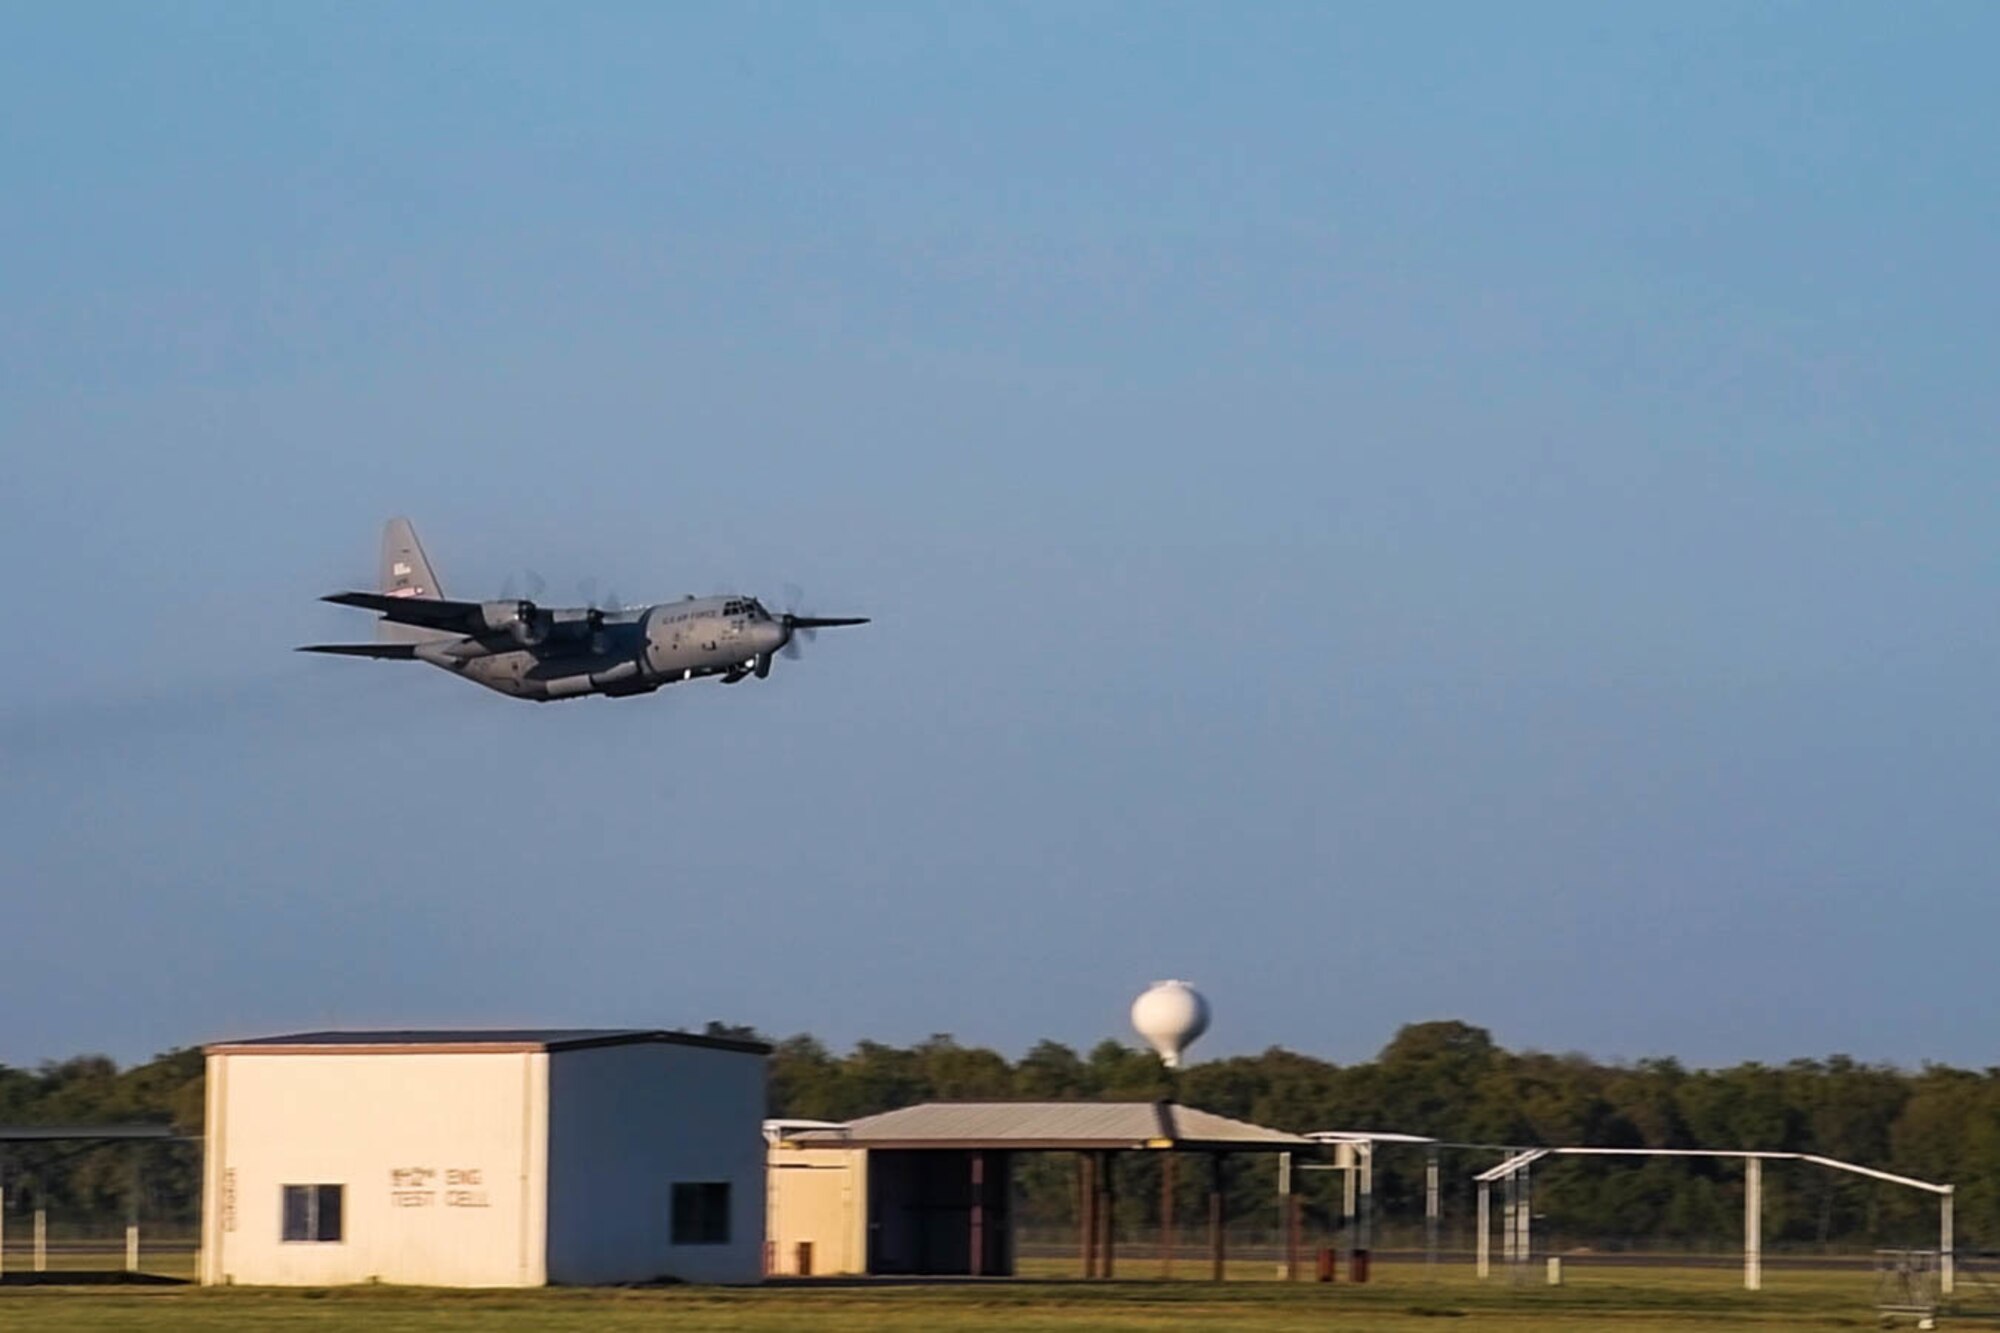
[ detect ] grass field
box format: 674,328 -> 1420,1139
0,1263 -> 1960,1332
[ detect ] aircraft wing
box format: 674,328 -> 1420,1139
297,642 -> 420,659
321,591 -> 488,635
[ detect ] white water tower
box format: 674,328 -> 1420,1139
1131,980 -> 1211,1069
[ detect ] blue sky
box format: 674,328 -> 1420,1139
3,4 -> 1997,1070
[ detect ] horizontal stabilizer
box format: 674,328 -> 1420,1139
297,643 -> 420,660
323,590 -> 487,635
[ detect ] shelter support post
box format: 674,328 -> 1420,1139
1517,1158 -> 1531,1276
1079,1152 -> 1097,1278
1425,1147 -> 1441,1277
1744,1157 -> 1761,1292
970,1151 -> 985,1278
1476,1181 -> 1489,1278
1282,1151 -> 1301,1281
1101,1152 -> 1116,1279
1341,1142 -> 1357,1268
1160,1152 -> 1175,1278
1943,1189 -> 1955,1296
1334,1141 -> 1357,1280
129,1142 -> 143,1275
1357,1141 -> 1374,1282
1209,1153 -> 1226,1282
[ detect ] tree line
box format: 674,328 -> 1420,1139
1,1022 -> 1991,1251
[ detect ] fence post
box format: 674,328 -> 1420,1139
126,1224 -> 139,1274
1425,1148 -> 1440,1278
1743,1157 -> 1762,1292
34,1209 -> 46,1273
1941,1189 -> 1955,1297
1476,1181 -> 1489,1278
1278,1152 -> 1296,1281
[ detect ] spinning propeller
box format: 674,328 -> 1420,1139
774,585 -> 869,659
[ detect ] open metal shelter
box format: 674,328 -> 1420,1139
1474,1146 -> 1955,1294
1303,1130 -> 1442,1279
781,1101 -> 1311,1278
0,1123 -> 185,1278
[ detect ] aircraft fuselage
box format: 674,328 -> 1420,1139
433,597 -> 789,701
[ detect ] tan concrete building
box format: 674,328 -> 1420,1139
202,1029 -> 767,1287
764,1140 -> 869,1277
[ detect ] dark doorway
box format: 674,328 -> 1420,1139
866,1150 -> 1013,1275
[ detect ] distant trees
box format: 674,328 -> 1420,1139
0,1049 -> 202,1230
2,1024 -> 1991,1250
761,1021 -> 1984,1250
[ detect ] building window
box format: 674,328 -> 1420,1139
282,1184 -> 344,1242
671,1182 -> 730,1245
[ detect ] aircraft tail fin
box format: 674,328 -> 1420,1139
377,518 -> 456,643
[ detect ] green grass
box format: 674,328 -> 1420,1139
0,1232 -> 200,1280
0,1264 -> 1942,1332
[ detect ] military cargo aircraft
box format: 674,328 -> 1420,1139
300,518 -> 868,701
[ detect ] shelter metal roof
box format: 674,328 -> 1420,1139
783,1101 -> 1310,1152
205,1028 -> 769,1056
1307,1129 -> 1440,1145
0,1124 -> 181,1143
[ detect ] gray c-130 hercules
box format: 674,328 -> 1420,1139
300,518 -> 869,701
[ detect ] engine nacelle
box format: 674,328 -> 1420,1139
478,599 -> 547,646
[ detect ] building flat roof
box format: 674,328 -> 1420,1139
205,1028 -> 770,1056
782,1101 -> 1311,1152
